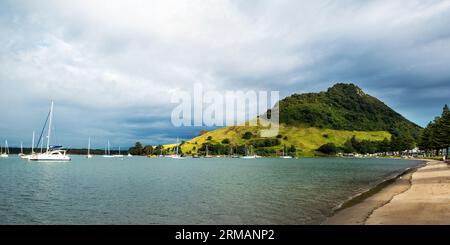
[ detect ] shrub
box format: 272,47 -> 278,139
242,132 -> 253,140
318,143 -> 337,155
250,138 -> 281,148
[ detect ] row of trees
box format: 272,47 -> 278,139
128,140 -> 297,157
317,135 -> 413,155
128,142 -> 167,156
194,142 -> 296,156
316,104 -> 450,157
418,105 -> 450,156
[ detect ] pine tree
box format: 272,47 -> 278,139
438,105 -> 450,156
418,124 -> 432,152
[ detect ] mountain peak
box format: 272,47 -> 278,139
327,83 -> 366,97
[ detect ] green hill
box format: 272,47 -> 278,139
174,83 -> 421,157
277,83 -> 421,138
180,125 -> 390,157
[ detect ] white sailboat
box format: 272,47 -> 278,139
204,144 -> 212,158
86,137 -> 93,158
18,142 -> 25,157
103,141 -> 114,158
240,145 -> 259,159
29,101 -> 71,161
113,146 -> 124,158
166,138 -> 185,159
280,145 -> 293,159
21,131 -> 35,159
0,140 -> 9,158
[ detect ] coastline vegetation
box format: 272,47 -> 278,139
418,104 -> 450,157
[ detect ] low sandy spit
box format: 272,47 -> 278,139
324,160 -> 450,225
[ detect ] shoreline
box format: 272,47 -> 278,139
332,162 -> 424,213
324,159 -> 449,225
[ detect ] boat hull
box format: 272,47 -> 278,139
28,150 -> 71,161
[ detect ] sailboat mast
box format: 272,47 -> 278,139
176,138 -> 179,155
20,142 -> 23,154
5,140 -> 9,154
108,140 -> 110,155
88,137 -> 91,155
46,101 -> 54,152
32,131 -> 35,153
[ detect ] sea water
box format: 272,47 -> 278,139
0,156 -> 421,224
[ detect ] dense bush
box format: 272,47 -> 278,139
242,131 -> 253,139
317,143 -> 337,154
250,138 -> 281,148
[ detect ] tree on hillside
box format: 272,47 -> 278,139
379,138 -> 391,153
154,145 -> 164,155
128,142 -> 144,155
343,138 -> 355,153
242,131 -> 253,140
317,143 -> 337,155
288,145 -> 297,154
143,145 -> 154,155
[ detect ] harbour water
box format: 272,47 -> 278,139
0,156 -> 421,224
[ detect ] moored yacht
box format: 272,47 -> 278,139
29,145 -> 70,161
240,145 -> 259,159
21,131 -> 35,159
204,144 -> 212,158
102,141 -> 114,158
166,138 -> 185,159
0,140 -> 9,158
113,146 -> 124,158
280,145 -> 293,159
86,137 -> 93,158
18,142 -> 25,157
28,101 -> 71,162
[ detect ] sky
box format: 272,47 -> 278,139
1,0 -> 449,148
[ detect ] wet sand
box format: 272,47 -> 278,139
324,160 -> 450,225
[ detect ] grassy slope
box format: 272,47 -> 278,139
177,124 -> 390,157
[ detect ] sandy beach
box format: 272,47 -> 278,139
324,160 -> 450,225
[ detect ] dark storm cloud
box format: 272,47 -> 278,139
0,0 -> 449,147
